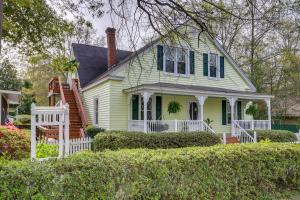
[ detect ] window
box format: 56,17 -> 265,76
165,46 -> 176,73
209,53 -> 219,78
164,46 -> 188,75
140,97 -> 153,120
94,98 -> 99,125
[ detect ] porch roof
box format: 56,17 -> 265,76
0,90 -> 21,104
124,82 -> 273,100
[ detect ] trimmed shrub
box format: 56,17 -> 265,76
0,143 -> 300,199
249,130 -> 297,142
85,125 -> 105,138
93,131 -> 221,151
0,126 -> 30,160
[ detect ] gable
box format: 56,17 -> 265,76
111,28 -> 255,92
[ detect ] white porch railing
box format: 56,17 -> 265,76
233,120 -> 269,130
128,120 -> 215,134
233,121 -> 257,143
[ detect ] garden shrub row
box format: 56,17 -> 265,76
93,131 -> 221,151
1,143 -> 300,199
249,129 -> 297,142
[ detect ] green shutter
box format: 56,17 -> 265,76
237,101 -> 242,120
220,56 -> 224,78
203,53 -> 208,76
190,51 -> 195,74
157,45 -> 163,71
222,100 -> 227,125
156,96 -> 162,120
132,95 -> 139,120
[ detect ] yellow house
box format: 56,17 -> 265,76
71,26 -> 273,137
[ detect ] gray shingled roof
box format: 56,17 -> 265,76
72,43 -> 132,87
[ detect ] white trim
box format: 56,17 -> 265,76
81,75 -> 124,91
125,85 -> 274,100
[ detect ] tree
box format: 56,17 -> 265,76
0,59 -> 22,91
2,0 -> 73,55
18,80 -> 35,115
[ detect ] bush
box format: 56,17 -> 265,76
37,142 -> 58,158
0,126 -> 30,160
249,130 -> 297,142
85,125 -> 105,138
14,115 -> 31,125
93,131 -> 221,151
1,143 -> 300,199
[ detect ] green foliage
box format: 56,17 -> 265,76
0,127 -> 30,160
93,131 -> 221,151
85,125 -> 105,138
0,60 -> 22,91
14,115 -> 31,125
204,118 -> 214,127
167,101 -> 182,114
1,143 -> 300,199
50,57 -> 79,75
248,130 -> 297,142
245,103 -> 258,117
18,80 -> 35,114
3,0 -> 72,54
37,143 -> 58,158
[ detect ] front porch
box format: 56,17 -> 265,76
125,83 -> 273,135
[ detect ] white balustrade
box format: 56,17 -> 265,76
128,120 -> 215,134
234,120 -> 269,130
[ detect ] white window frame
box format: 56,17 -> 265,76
163,45 -> 190,77
93,97 -> 99,126
208,52 -> 220,80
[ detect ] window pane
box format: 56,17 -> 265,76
166,60 -> 175,73
210,53 -> 217,77
178,62 -> 186,74
165,46 -> 175,73
177,48 -> 187,74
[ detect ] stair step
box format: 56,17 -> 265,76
226,136 -> 239,144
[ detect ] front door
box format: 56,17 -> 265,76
189,102 -> 198,120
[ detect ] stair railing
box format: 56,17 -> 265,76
58,77 -> 66,104
202,121 -> 216,134
233,120 -> 256,143
72,79 -> 88,127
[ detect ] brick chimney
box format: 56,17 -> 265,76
105,27 -> 116,69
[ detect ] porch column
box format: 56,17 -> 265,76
264,98 -> 271,130
142,92 -> 153,133
227,97 -> 237,136
195,95 -> 207,131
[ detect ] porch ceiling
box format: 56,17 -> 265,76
123,82 -> 273,100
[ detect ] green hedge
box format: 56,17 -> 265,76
1,144 -> 300,199
85,125 -> 105,138
248,130 -> 298,142
93,131 -> 221,151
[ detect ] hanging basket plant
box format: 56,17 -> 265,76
168,101 -> 182,114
